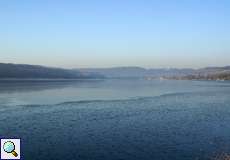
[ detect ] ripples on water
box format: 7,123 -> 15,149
0,79 -> 230,160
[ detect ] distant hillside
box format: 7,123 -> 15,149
164,66 -> 230,80
79,67 -> 194,78
79,66 -> 230,80
1,63 -> 229,80
0,63 -> 104,79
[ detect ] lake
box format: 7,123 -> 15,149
0,79 -> 230,160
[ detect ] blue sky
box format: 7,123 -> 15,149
0,0 -> 230,68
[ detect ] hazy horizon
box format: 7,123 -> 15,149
1,62 -> 230,70
1,0 -> 230,68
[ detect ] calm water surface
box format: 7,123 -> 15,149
0,79 -> 230,160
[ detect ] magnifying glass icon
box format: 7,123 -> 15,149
3,141 -> 18,157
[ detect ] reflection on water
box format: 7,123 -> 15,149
0,79 -> 230,160
0,79 -> 105,93
0,79 -> 229,105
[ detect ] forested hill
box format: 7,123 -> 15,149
0,63 -> 104,79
